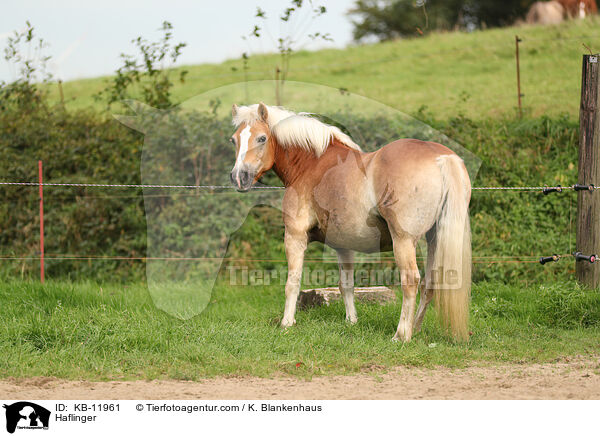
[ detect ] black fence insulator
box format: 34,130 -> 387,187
543,185 -> 562,195
573,184 -> 595,192
539,254 -> 560,265
573,252 -> 597,263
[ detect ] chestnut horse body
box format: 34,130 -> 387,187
558,0 -> 597,17
229,103 -> 471,342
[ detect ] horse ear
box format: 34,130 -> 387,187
232,104 -> 239,117
258,102 -> 269,123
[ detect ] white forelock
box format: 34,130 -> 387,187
232,104 -> 296,129
232,104 -> 361,156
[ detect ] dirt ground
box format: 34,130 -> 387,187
2,358 -> 599,400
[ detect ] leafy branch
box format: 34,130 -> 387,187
0,21 -> 52,111
241,0 -> 331,104
96,21 -> 188,109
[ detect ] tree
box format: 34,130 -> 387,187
349,0 -> 536,42
474,0 -> 536,28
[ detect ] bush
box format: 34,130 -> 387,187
0,99 -> 582,284
0,104 -> 146,281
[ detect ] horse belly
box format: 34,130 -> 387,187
310,152 -> 393,252
312,206 -> 392,253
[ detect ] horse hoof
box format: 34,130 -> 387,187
281,319 -> 296,328
346,317 -> 358,325
392,333 -> 411,343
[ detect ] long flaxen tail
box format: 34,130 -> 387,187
430,154 -> 472,341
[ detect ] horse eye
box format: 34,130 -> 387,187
257,135 -> 267,143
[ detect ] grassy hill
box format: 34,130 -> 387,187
49,17 -> 600,120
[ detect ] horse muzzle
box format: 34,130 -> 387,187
230,167 -> 255,192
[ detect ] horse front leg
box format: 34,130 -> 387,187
281,229 -> 307,327
391,237 -> 420,342
337,249 -> 357,324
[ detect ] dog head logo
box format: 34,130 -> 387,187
3,402 -> 50,434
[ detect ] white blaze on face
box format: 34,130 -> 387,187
234,125 -> 252,187
235,125 -> 252,168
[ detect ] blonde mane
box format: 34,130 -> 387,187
232,104 -> 361,157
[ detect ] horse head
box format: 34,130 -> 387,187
230,102 -> 277,191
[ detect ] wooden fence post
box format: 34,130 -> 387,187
58,80 -> 65,109
515,35 -> 523,118
275,66 -> 281,106
577,54 -> 600,288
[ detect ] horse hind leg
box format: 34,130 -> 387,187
391,236 -> 420,342
414,287 -> 434,334
414,229 -> 436,334
337,249 -> 357,324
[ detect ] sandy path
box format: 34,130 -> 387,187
2,358 -> 599,400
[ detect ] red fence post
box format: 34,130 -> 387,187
38,160 -> 45,283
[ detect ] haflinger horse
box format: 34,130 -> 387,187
229,103 -> 471,342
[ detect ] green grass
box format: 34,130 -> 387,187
1,279 -> 599,380
47,18 -> 600,119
